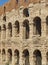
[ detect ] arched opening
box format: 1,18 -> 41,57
14,49 -> 19,65
2,49 -> 6,61
3,16 -> 6,21
46,16 -> 48,35
3,6 -> 6,21
33,17 -> 41,36
14,21 -> 19,36
8,22 -> 12,37
2,24 -> 6,39
8,49 -> 12,63
23,49 -> 30,65
23,8 -> 29,17
23,20 -> 29,39
46,52 -> 48,65
33,50 -> 42,65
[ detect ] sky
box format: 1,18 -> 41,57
0,0 -> 9,6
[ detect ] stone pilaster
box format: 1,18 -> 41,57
29,19 -> 33,39
41,19 -> 46,37
20,22 -> 23,39
19,51 -> 23,65
42,53 -> 46,65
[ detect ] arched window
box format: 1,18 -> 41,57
23,8 -> 29,17
33,17 -> 41,36
8,23 -> 12,37
46,16 -> 48,35
23,49 -> 30,65
33,50 -> 42,65
3,6 -> 6,21
8,49 -> 12,62
23,20 -> 29,39
14,21 -> 19,35
46,52 -> 48,65
14,49 -> 19,65
3,24 -> 6,38
3,24 -> 6,31
2,49 -> 6,61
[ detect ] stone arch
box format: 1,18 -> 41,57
23,8 -> 29,17
8,22 -> 12,37
2,49 -> 6,61
23,49 -> 30,65
14,21 -> 19,36
14,49 -> 19,65
33,16 -> 41,36
8,49 -> 12,62
23,19 -> 29,39
33,49 -> 42,65
46,16 -> 48,35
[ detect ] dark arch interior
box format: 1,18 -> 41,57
8,49 -> 12,61
8,22 -> 12,37
23,20 -> 29,39
14,49 -> 19,65
2,49 -> 5,55
8,49 -> 12,56
33,50 -> 42,65
23,8 -> 29,17
23,49 -> 30,65
46,16 -> 48,35
33,17 -> 41,36
3,16 -> 6,21
8,23 -> 12,29
3,6 -> 6,21
23,49 -> 29,57
14,49 -> 19,56
15,21 -> 19,33
46,16 -> 48,24
0,26 -> 1,31
46,52 -> 48,61
3,24 -> 6,30
33,50 -> 41,57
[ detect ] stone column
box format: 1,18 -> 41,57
19,50 -> 23,65
29,20 -> 34,39
20,22 -> 23,39
6,25 -> 9,39
42,53 -> 46,65
6,24 -> 12,39
29,51 -> 33,65
41,19 -> 46,37
6,50 -> 8,64
1,26 -> 4,40
12,24 -> 15,37
12,51 -> 14,65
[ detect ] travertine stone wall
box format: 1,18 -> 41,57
0,0 -> 48,65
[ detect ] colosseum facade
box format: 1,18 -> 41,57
0,0 -> 48,65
